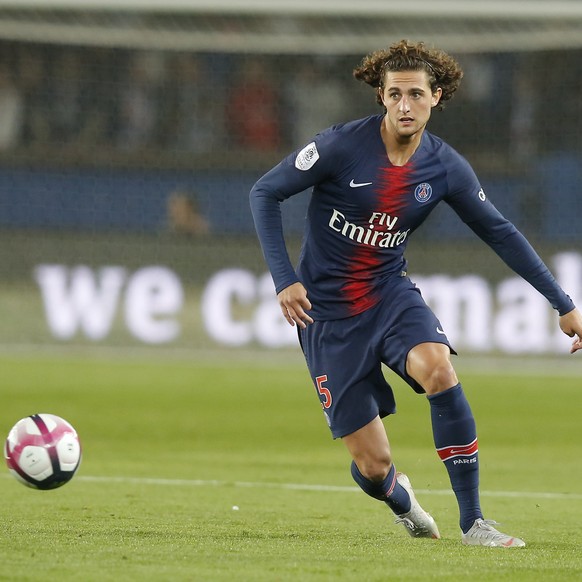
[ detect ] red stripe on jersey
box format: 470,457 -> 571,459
436,438 -> 479,462
376,163 -> 413,217
341,247 -> 384,315
341,163 -> 413,315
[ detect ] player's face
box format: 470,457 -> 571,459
380,70 -> 442,140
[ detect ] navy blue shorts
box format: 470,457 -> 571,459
298,277 -> 455,439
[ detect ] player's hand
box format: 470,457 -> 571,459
559,308 -> 582,354
278,282 -> 314,329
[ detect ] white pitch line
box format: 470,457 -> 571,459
76,475 -> 582,501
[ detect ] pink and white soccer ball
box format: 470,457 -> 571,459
4,413 -> 81,490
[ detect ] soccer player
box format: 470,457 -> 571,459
249,40 -> 582,547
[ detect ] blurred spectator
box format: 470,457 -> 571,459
510,65 -> 537,165
226,57 -> 282,151
536,52 -> 582,154
167,190 -> 210,236
116,52 -> 165,151
286,59 -> 348,146
49,50 -> 101,148
18,48 -> 52,146
2,40 -> 581,169
163,54 -> 225,153
0,62 -> 23,149
429,54 -> 510,157
84,48 -> 127,147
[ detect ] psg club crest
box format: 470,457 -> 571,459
414,182 -> 432,203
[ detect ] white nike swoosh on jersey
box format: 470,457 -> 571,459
349,179 -> 373,188
436,327 -> 446,335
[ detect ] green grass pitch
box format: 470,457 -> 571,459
0,353 -> 581,581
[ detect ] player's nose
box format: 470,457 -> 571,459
398,97 -> 411,113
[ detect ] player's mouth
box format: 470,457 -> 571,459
399,116 -> 414,124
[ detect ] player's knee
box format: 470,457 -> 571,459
407,343 -> 457,393
424,361 -> 458,395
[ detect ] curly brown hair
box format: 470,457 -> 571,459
353,40 -> 463,110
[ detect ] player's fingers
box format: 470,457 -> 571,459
296,306 -> 314,325
281,302 -> 307,328
293,297 -> 313,324
287,307 -> 307,329
286,303 -> 313,328
570,336 -> 582,354
292,299 -> 314,325
280,305 -> 296,327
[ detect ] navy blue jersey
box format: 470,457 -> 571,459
251,114 -> 574,320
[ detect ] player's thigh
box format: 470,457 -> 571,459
379,302 -> 455,394
298,313 -> 395,439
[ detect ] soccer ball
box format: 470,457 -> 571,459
4,413 -> 81,490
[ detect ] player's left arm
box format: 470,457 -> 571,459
445,189 -> 578,354
559,308 -> 582,354
443,152 -> 580,354
466,214 -> 581,354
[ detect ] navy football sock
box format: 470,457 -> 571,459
428,384 -> 483,533
350,461 -> 411,515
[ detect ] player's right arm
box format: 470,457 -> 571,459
250,133 -> 340,319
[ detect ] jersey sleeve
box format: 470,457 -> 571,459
442,152 -> 494,223
249,130 -> 342,293
443,151 -> 575,315
467,214 -> 575,315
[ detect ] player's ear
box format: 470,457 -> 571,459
377,87 -> 385,107
431,87 -> 443,107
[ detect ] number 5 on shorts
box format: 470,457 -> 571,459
315,375 -> 332,409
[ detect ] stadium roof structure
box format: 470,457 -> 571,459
0,0 -> 581,53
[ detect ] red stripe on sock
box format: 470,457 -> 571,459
384,469 -> 397,497
436,438 -> 478,462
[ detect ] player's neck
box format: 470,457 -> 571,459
381,119 -> 424,167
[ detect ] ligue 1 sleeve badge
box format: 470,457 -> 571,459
414,182 -> 433,203
295,142 -> 320,171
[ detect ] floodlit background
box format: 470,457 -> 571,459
0,0 -> 580,358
